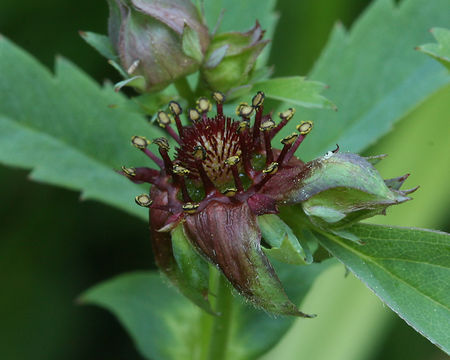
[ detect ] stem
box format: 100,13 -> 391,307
206,269 -> 234,360
174,77 -> 195,105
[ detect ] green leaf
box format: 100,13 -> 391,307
80,262 -> 331,360
276,0 -> 450,159
416,27 -> 450,70
0,36 -> 165,220
367,84 -> 450,229
253,76 -> 336,110
314,223 -> 450,353
258,214 -> 312,265
79,31 -> 118,61
80,272 -> 201,360
182,24 -> 203,63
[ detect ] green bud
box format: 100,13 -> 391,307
201,21 -> 269,93
107,0 -> 210,92
288,152 -> 412,229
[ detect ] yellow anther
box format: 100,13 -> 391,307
281,133 -> 299,145
168,101 -> 182,116
296,121 -> 313,135
260,119 -> 276,132
153,137 -> 170,151
183,202 -> 200,214
237,103 -> 254,118
192,145 -> 206,160
131,135 -> 150,149
222,187 -> 238,197
263,162 -> 279,175
236,120 -> 250,134
279,108 -> 296,121
225,155 -> 240,166
157,111 -> 171,128
121,166 -> 136,177
196,97 -> 212,113
189,108 -> 201,122
212,91 -> 225,104
135,194 -> 153,207
252,91 -> 265,108
173,164 -> 190,175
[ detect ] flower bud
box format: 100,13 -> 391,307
201,21 -> 269,93
286,152 -> 412,228
107,0 -> 210,92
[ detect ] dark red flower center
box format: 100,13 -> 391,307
124,91 -> 313,217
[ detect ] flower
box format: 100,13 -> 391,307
107,0 -> 210,92
122,92 -> 416,316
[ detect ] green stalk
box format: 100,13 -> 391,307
206,269 -> 234,360
174,77 -> 195,105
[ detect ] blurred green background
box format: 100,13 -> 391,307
0,0 -> 448,359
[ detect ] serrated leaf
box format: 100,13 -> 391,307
314,223 -> 450,353
253,76 -> 336,110
79,31 -> 118,61
416,27 -> 450,70
79,262 -> 331,360
276,0 -> 450,159
0,36 -> 165,220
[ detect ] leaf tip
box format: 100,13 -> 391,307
78,30 -> 87,37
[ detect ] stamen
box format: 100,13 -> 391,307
196,97 -> 212,120
222,187 -> 238,197
131,135 -> 149,149
192,145 -> 216,194
131,135 -> 163,167
168,101 -> 184,136
136,193 -> 170,212
173,164 -> 192,202
262,161 -> 279,175
189,108 -> 201,122
252,91 -> 265,108
225,155 -> 243,192
271,108 -> 296,138
237,103 -> 254,119
121,166 -> 136,178
236,120 -> 254,177
121,166 -> 159,184
212,91 -> 225,116
252,106 -> 263,146
135,193 -> 153,207
284,121 -> 313,163
154,137 -> 173,174
253,162 -> 279,191
277,133 -> 298,165
260,119 -> 276,164
182,202 -> 200,214
157,111 -> 181,143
